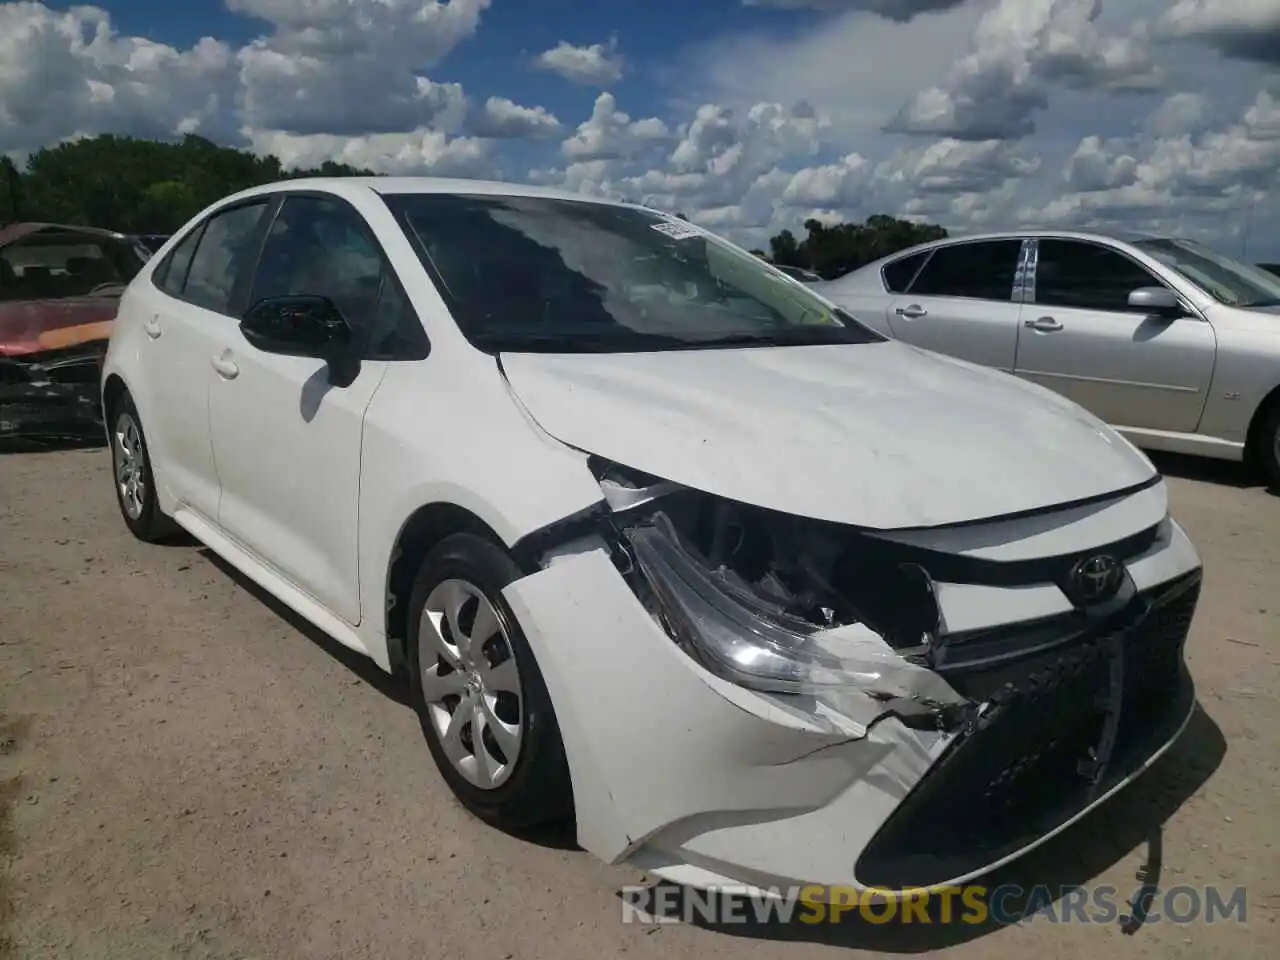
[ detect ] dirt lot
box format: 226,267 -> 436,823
1,448 -> 1277,959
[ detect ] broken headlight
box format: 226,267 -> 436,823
600,469 -> 948,700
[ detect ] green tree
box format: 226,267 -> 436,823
767,215 -> 947,279
13,133 -> 375,233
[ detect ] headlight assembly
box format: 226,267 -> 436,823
610,498 -> 958,708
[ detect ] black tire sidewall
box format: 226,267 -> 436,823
1260,403 -> 1280,489
405,532 -> 572,827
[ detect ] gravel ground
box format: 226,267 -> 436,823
1,447 -> 1277,959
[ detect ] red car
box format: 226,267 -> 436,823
0,222 -> 152,445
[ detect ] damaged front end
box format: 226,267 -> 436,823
593,459 -> 973,733
0,335 -> 109,446
508,455 -> 1200,892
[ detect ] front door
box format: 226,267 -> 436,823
1013,238 -> 1215,433
206,193 -> 396,624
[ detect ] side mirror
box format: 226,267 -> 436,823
1128,286 -> 1183,317
241,295 -> 360,385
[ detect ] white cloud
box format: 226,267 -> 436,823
886,0 -> 1163,140
0,0 -> 548,173
243,127 -> 493,177
741,0 -> 968,16
2,0 -> 1279,258
532,37 -> 624,87
232,0 -> 489,134
1018,88 -> 1280,241
470,97 -> 562,139
0,3 -> 239,152
562,93 -> 669,160
1161,0 -> 1280,64
676,2 -> 978,140
1145,92 -> 1210,137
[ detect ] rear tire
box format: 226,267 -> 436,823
406,533 -> 573,829
1257,400 -> 1280,490
107,391 -> 178,542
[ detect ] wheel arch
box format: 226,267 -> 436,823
1244,381 -> 1280,469
383,501 -> 511,678
102,372 -> 128,417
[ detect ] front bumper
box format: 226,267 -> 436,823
0,344 -> 107,443
502,512 -> 1202,896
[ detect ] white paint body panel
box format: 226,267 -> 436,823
500,342 -> 1156,529
100,178 -> 1205,897
506,518 -> 1201,892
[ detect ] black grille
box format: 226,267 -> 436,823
854,572 -> 1200,890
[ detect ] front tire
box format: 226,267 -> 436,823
406,533 -> 573,829
107,391 -> 176,542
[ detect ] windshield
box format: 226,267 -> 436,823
1133,238 -> 1280,309
383,193 -> 884,352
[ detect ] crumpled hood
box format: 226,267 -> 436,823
499,341 -> 1158,530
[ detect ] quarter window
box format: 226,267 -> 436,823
155,226 -> 203,297
908,241 -> 1023,301
182,202 -> 271,315
882,251 -> 928,293
1034,240 -> 1164,312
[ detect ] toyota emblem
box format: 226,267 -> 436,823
1068,554 -> 1123,604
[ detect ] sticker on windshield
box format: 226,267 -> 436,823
651,219 -> 703,241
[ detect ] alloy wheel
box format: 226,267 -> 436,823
113,411 -> 147,521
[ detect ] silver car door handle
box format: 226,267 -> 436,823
895,304 -> 928,319
144,317 -> 162,339
1024,316 -> 1063,332
210,354 -> 240,379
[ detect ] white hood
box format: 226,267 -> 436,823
500,341 -> 1157,529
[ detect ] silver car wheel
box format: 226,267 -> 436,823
113,412 -> 146,521
419,579 -> 524,790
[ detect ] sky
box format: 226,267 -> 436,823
1,0 -> 1278,258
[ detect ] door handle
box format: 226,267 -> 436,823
210,353 -> 240,380
1024,316 -> 1063,332
895,304 -> 928,319
143,317 -> 162,339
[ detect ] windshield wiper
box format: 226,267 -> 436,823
478,330 -> 686,353
1242,298 -> 1280,308
672,327 -> 860,348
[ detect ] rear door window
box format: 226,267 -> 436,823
181,202 -> 271,315
908,241 -> 1023,301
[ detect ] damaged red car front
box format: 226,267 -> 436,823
0,222 -> 151,446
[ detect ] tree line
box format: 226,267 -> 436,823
1,133 -> 946,277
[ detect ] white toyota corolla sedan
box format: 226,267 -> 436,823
101,177 -> 1203,896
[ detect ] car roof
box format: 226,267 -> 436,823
225,176 -> 641,209
893,227 -> 1179,257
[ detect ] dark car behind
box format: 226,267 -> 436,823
1,223 -> 150,447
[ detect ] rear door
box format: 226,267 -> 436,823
885,239 -> 1027,372
1013,238 -> 1216,433
140,199 -> 274,519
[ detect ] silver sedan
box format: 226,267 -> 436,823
815,230 -> 1280,486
